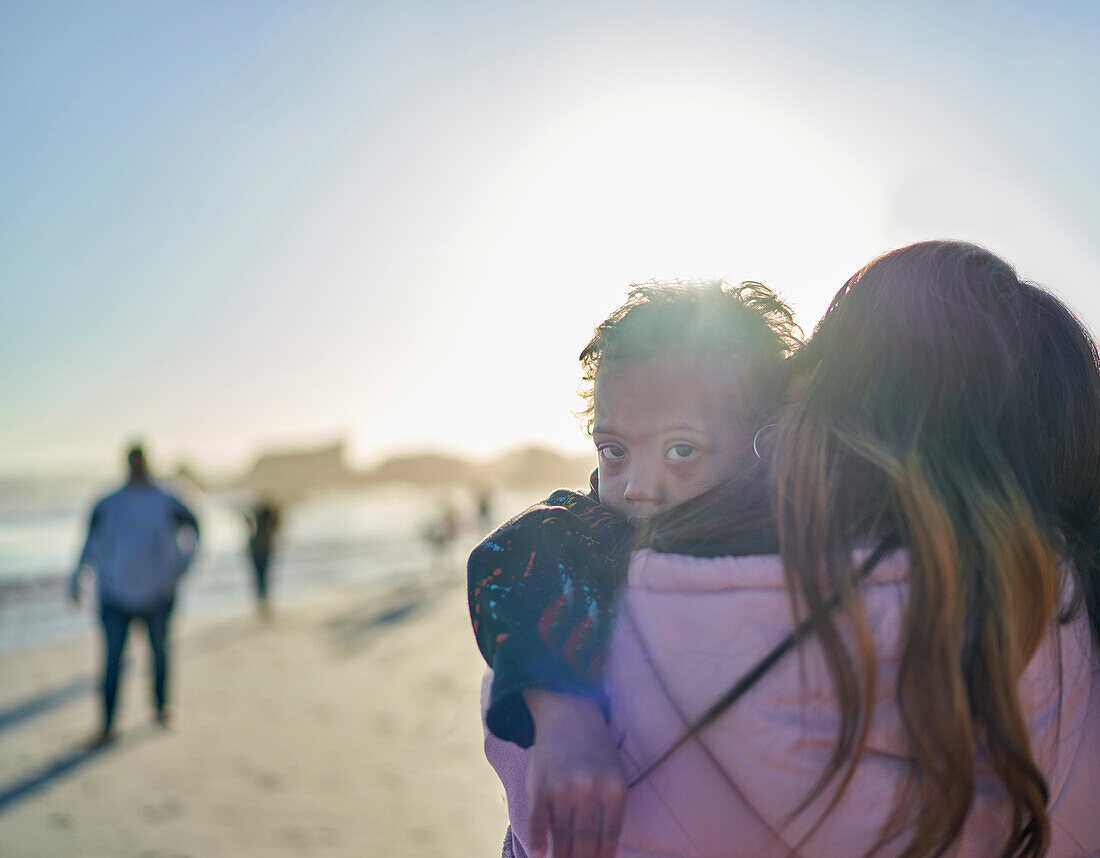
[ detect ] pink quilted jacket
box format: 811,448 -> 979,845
484,549 -> 1100,857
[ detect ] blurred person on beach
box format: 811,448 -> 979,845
69,444 -> 200,746
245,501 -> 280,618
425,503 -> 462,573
478,243 -> 1100,857
476,489 -> 494,534
468,281 -> 800,857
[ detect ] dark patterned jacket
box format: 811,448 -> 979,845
467,473 -> 631,748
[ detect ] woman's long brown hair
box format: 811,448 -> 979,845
650,241 -> 1100,857
772,241 -> 1100,857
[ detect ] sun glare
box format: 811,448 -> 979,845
486,97 -> 875,335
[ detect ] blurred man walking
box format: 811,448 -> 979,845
70,444 -> 200,746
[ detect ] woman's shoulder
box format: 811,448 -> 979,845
629,549 -> 787,592
628,545 -> 910,592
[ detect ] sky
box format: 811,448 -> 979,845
2,0 -> 1098,477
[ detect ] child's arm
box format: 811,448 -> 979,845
468,479 -> 629,747
523,689 -> 626,858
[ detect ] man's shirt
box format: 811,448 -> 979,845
79,482 -> 199,611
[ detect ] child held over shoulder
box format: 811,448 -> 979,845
467,280 -> 800,857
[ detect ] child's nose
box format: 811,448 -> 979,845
624,464 -> 663,506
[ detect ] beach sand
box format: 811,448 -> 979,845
0,576 -> 510,856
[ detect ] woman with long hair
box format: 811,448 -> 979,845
490,241 -> 1100,857
761,242 -> 1100,856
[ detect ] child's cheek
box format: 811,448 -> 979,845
596,463 -> 626,512
676,462 -> 719,495
669,460 -> 703,481
598,458 -> 625,479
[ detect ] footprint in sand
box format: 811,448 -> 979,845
372,711 -> 396,734
276,826 -> 310,847
49,810 -> 73,830
255,770 -> 283,791
275,826 -> 340,848
141,797 -> 183,823
233,755 -> 282,790
408,825 -> 437,845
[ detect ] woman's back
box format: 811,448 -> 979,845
603,550 -> 1100,857
485,547 -> 1100,856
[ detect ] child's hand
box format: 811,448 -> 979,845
523,689 -> 627,858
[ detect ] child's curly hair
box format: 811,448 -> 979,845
577,280 -> 802,435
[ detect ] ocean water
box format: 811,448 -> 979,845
0,477 -> 539,652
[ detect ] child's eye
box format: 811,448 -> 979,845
667,443 -> 698,462
598,444 -> 626,461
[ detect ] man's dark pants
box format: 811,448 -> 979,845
98,598 -> 174,731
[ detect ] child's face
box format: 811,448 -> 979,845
592,358 -> 753,524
